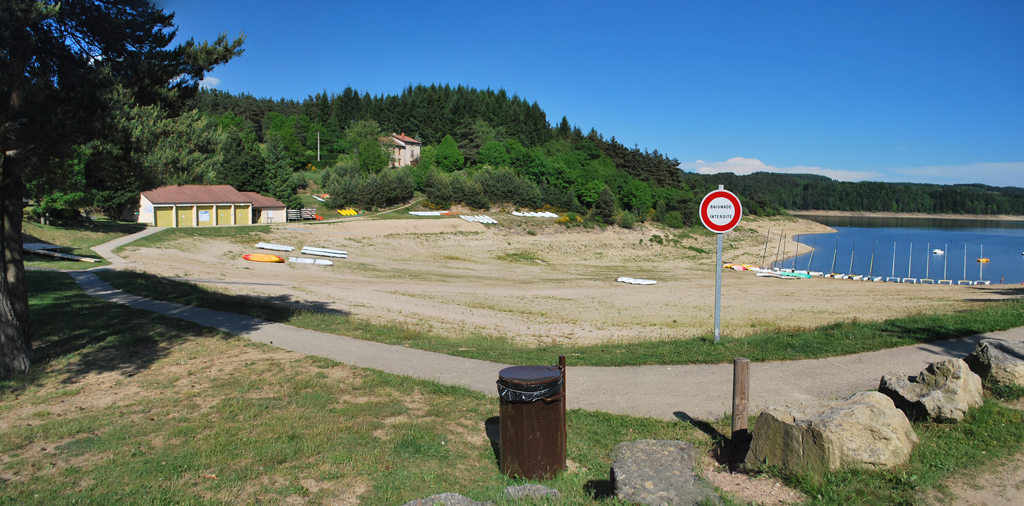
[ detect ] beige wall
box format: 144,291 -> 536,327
257,207 -> 287,224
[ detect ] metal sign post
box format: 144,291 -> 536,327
699,185 -> 742,343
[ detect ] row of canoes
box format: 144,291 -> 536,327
247,242 -> 348,265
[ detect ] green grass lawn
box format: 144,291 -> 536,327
95,270 -> 1024,367
23,218 -> 145,270
5,271 -> 1023,505
3,271 -> 725,505
112,225 -> 272,254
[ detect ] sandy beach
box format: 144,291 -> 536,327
118,214 -> 1022,346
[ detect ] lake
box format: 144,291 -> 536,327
775,214 -> 1024,284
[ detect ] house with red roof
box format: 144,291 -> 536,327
389,133 -> 422,167
138,185 -> 287,227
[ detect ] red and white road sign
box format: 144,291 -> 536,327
699,189 -> 742,233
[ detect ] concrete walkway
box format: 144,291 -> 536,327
70,228 -> 1024,421
89,226 -> 165,267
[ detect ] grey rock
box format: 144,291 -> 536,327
610,440 -> 721,506
965,339 -> 1024,387
744,391 -> 918,475
504,484 -> 561,500
401,493 -> 493,506
879,358 -> 983,422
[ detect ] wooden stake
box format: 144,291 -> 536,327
732,357 -> 750,439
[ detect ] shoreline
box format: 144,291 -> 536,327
788,210 -> 1024,222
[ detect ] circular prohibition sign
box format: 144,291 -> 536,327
699,189 -> 743,233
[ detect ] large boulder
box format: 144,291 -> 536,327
610,440 -> 721,506
964,339 -> 1024,387
744,391 -> 918,475
879,358 -> 983,422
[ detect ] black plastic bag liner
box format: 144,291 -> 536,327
497,365 -> 563,403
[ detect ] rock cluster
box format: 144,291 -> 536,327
401,493 -> 492,506
744,391 -> 918,474
402,485 -> 562,506
610,440 -> 721,506
965,339 -> 1024,387
879,358 -> 983,422
504,484 -> 561,500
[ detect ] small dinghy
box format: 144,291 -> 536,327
288,257 -> 333,266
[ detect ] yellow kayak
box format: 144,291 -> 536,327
243,253 -> 284,263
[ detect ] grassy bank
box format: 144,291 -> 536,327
784,400 -> 1024,505
4,271 -> 721,505
23,219 -> 145,270
113,225 -> 271,254
7,271 -> 1024,505
96,270 -> 1024,367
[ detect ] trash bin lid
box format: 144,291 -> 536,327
499,365 -> 561,385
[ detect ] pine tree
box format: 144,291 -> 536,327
595,186 -> 617,223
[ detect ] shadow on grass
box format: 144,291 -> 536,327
675,411 -> 750,472
6,271 -> 227,396
95,270 -> 351,320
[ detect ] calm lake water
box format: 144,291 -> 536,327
773,214 -> 1024,284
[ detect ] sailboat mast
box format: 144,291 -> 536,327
908,243 -> 913,278
963,244 -> 967,281
780,233 -> 788,269
772,232 -> 784,269
943,244 -> 948,279
891,242 -> 897,278
807,237 -> 817,271
869,240 -> 875,277
925,243 -> 930,280
830,237 -> 839,274
759,227 -> 772,267
848,239 -> 856,274
792,235 -> 800,270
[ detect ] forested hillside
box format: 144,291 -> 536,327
699,172 -> 1024,216
191,84 -> 1024,226
37,81 -> 1021,226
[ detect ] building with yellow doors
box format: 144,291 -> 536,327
137,185 -> 287,227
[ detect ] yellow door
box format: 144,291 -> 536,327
177,207 -> 194,227
234,205 -> 250,225
252,209 -> 263,224
197,206 -> 214,226
216,206 -> 232,225
155,207 -> 174,227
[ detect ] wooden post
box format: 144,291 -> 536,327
732,357 -> 750,439
559,355 -> 567,470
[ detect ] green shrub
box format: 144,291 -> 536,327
617,211 -> 636,229
661,210 -> 686,229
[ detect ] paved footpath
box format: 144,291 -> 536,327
70,228 -> 1024,421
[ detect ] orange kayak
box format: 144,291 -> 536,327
243,253 -> 284,263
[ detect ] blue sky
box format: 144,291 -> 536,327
163,0 -> 1024,187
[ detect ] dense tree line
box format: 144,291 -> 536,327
693,172 -> 1024,216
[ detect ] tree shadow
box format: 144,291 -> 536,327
10,271 -> 226,396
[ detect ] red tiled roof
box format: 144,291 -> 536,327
142,185 -> 285,208
392,133 -> 421,145
142,185 -> 250,204
239,192 -> 287,208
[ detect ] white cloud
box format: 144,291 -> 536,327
890,163 -> 1024,187
199,77 -> 222,89
678,157 -> 883,182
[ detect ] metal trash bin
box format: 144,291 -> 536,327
497,356 -> 566,480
